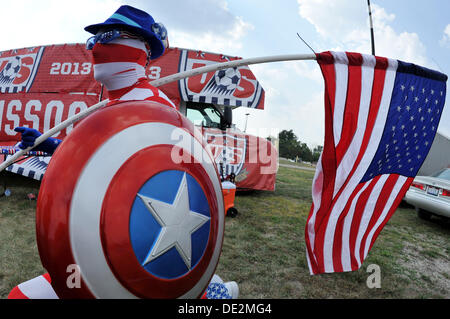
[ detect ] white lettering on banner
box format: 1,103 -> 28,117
0,99 -> 91,139
5,100 -> 21,135
50,62 -> 92,75
66,102 -> 88,135
147,66 -> 161,80
44,100 -> 64,138
24,100 -> 42,130
61,63 -> 71,75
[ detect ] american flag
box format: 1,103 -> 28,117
306,51 -> 447,275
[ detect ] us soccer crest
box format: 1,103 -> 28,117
36,101 -> 225,298
205,131 -> 247,177
0,47 -> 44,93
178,49 -> 264,108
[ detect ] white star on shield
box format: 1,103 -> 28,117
137,172 -> 210,269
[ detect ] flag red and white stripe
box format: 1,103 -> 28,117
8,273 -> 58,299
305,51 -> 447,275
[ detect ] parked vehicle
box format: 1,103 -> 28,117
404,168 -> 450,220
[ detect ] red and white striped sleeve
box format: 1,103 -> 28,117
8,273 -> 59,299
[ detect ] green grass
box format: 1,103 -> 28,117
216,166 -> 450,299
0,177 -> 46,298
0,166 -> 449,299
278,158 -> 316,169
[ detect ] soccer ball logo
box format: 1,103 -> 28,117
214,67 -> 241,92
0,56 -> 21,84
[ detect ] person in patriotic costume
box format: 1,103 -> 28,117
14,5 -> 175,155
9,5 -> 237,300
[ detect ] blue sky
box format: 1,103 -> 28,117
3,0 -> 450,147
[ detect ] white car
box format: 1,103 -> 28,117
404,168 -> 450,220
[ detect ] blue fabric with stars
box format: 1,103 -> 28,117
361,61 -> 447,183
206,283 -> 232,299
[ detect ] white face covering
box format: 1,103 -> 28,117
92,37 -> 149,91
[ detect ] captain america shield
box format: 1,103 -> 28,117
36,101 -> 224,299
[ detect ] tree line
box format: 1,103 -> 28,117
278,129 -> 323,163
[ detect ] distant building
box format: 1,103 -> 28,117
418,132 -> 450,176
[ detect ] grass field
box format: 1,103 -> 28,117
278,157 -> 316,169
0,166 -> 449,299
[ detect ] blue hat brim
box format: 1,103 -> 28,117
84,22 -> 164,60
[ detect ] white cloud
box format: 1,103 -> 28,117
298,0 -> 367,41
0,0 -> 123,51
293,0 -> 450,146
291,60 -> 322,83
439,24 -> 450,47
0,0 -> 253,55
128,0 -> 254,55
131,0 -> 238,34
297,0 -> 432,67
169,16 -> 254,54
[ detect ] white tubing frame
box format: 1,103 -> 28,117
0,53 -> 316,172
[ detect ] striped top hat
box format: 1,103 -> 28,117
84,5 -> 166,60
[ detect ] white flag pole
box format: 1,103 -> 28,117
149,53 -> 316,87
0,53 -> 316,173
